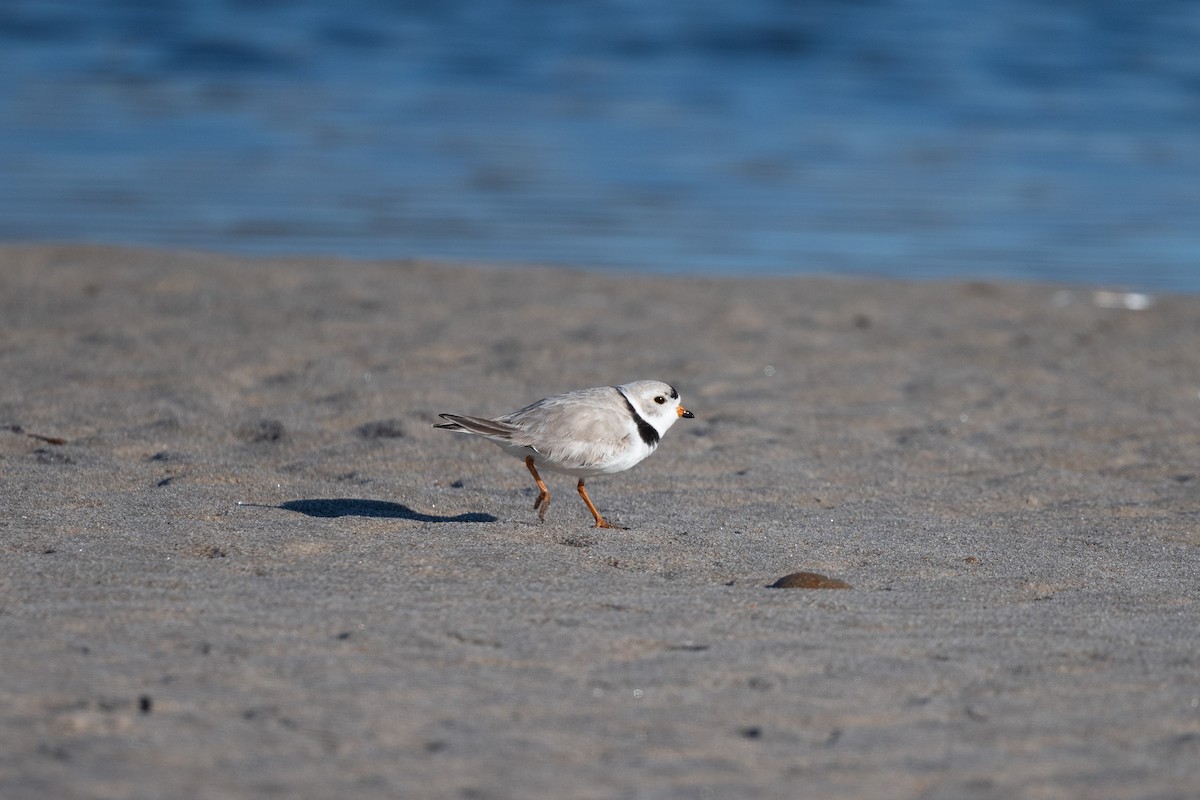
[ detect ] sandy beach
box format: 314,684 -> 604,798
2,244 -> 1198,799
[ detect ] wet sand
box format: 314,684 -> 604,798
2,245 -> 1198,799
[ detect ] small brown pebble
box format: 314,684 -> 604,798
8,424 -> 67,444
964,556 -> 980,565
28,432 -> 68,445
768,571 -> 852,590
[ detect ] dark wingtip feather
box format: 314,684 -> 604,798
433,413 -> 463,430
433,413 -> 518,439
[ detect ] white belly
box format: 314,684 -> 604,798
494,438 -> 656,478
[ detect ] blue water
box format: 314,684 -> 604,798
2,1 -> 1198,292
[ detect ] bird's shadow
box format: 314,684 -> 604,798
277,498 -> 497,523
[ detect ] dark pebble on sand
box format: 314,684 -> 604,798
355,419 -> 406,438
236,419 -> 285,442
34,447 -> 74,465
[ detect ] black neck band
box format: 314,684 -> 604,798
619,390 -> 660,447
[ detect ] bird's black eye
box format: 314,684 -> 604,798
654,396 -> 666,404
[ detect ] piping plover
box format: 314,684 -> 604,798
434,380 -> 694,528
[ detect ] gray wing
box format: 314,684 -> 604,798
495,387 -> 636,468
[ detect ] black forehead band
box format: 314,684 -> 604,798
669,385 -> 678,399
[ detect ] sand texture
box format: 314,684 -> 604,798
2,245 -> 1198,799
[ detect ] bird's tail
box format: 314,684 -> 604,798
433,414 -> 519,440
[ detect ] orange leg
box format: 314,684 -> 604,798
577,479 -> 625,529
526,456 -> 551,521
